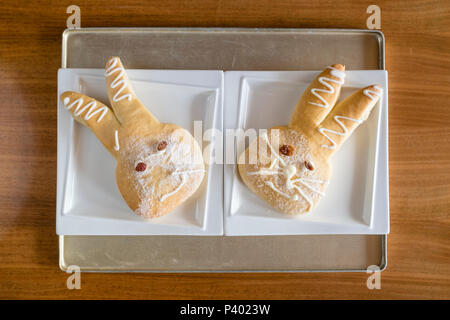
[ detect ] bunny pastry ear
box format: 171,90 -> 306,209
60,91 -> 121,157
289,64 -> 345,136
104,57 -> 159,127
313,85 -> 382,155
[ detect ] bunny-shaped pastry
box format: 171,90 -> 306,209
238,64 -> 382,215
60,57 -> 205,218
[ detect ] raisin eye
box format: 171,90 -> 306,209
304,160 -> 314,171
135,162 -> 147,172
157,140 -> 168,151
279,144 -> 294,156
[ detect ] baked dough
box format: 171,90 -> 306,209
60,57 -> 205,218
238,65 -> 382,215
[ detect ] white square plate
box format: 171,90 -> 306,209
224,70 -> 389,235
57,69 -> 223,235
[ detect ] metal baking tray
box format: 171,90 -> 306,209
59,28 -> 387,272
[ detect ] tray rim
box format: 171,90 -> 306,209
59,235 -> 387,273
62,27 -> 385,70
59,27 -> 387,273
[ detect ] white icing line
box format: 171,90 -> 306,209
318,115 -> 362,150
329,66 -> 346,79
294,177 -> 328,184
295,179 -> 326,196
248,158 -> 280,176
268,159 -> 278,170
283,164 -> 296,181
114,130 -> 120,151
292,184 -> 313,212
246,132 -> 331,209
261,133 -> 286,166
65,97 -> 82,111
82,101 -> 108,122
160,174 -> 186,202
105,57 -> 133,103
66,97 -> 108,123
171,169 -> 205,175
149,149 -> 167,158
363,86 -> 383,101
248,132 -> 286,176
265,181 -> 299,201
247,169 -> 278,176
308,66 -> 345,108
63,97 -> 70,105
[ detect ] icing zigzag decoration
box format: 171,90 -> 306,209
238,65 -> 382,214
60,57 -> 205,218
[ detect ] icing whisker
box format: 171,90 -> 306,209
265,181 -> 299,201
247,170 -> 278,176
171,169 -> 205,175
248,158 -> 281,176
292,184 -> 313,212
294,179 -> 326,196
261,133 -> 286,166
291,177 -> 328,184
160,174 -> 186,202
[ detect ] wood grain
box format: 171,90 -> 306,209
0,0 -> 449,299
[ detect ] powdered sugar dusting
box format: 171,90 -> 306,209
119,128 -> 204,218
241,128 -> 328,214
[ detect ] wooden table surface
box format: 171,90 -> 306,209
0,0 -> 449,299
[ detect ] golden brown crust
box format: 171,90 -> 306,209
115,125 -> 204,218
238,66 -> 381,215
289,64 -> 345,137
238,128 -> 330,215
60,91 -> 120,157
60,57 -> 205,219
311,85 -> 381,155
